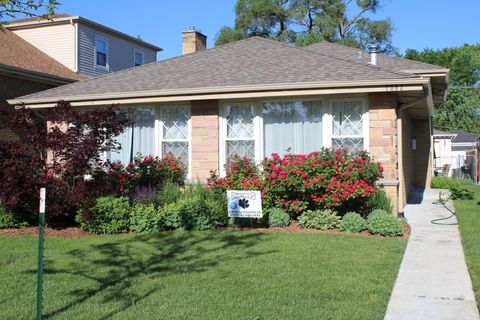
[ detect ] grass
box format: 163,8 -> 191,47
0,231 -> 406,320
454,183 -> 480,307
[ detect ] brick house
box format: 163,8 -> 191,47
9,31 -> 449,215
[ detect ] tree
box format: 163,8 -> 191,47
0,101 -> 131,224
215,0 -> 396,53
0,0 -> 58,27
404,44 -> 480,133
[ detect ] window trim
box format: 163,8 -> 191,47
94,34 -> 109,71
219,96 -> 368,175
133,48 -> 145,67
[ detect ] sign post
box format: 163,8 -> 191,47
227,190 -> 263,218
36,188 -> 46,320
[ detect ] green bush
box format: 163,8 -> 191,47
130,203 -> 159,233
366,209 -> 403,237
156,182 -> 182,207
450,186 -> 475,200
0,205 -> 29,229
76,196 -> 131,234
297,210 -> 340,230
339,212 -> 366,233
364,189 -> 392,215
158,184 -> 228,231
431,176 -> 461,189
265,208 -> 290,227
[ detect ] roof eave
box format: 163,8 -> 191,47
0,64 -> 78,85
9,78 -> 429,108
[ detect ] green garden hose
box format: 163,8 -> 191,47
431,191 -> 458,226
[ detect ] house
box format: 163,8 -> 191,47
8,30 -> 449,215
433,130 -> 479,181
1,14 -> 162,140
4,14 -> 162,78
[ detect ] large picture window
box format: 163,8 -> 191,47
160,106 -> 190,168
220,98 -> 367,171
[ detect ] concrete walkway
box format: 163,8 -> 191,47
385,188 -> 480,320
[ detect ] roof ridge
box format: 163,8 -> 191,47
313,41 -> 446,70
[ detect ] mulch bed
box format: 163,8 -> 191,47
0,221 -> 410,239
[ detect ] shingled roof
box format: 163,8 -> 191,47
0,29 -> 85,81
14,37 -> 426,103
305,41 -> 446,73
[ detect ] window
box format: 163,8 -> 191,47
331,99 -> 366,153
220,98 -> 367,171
134,49 -> 145,67
107,105 -> 191,175
95,35 -> 108,70
159,106 -> 190,168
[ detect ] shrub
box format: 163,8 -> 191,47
0,204 -> 29,229
339,212 -> 366,233
431,176 -> 461,189
158,184 -> 228,231
297,210 -> 340,230
207,149 -> 384,217
364,188 -> 392,216
265,208 -> 290,227
131,185 -> 157,205
367,209 -> 403,237
156,182 -> 182,207
76,196 -> 131,234
449,186 -> 475,200
130,203 -> 159,233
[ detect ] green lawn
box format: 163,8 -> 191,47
0,231 -> 405,320
454,183 -> 480,307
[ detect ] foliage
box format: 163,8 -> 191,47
431,176 -> 462,189
404,44 -> 480,133
0,203 -> 28,229
364,188 -> 392,215
105,154 -> 185,195
449,186 -> 475,200
156,181 -> 182,207
366,209 -> 403,236
265,207 -> 290,227
339,212 -> 366,233
131,185 -> 157,205
76,196 -> 131,234
297,210 -> 340,230
130,203 -> 159,233
0,0 -> 58,27
158,184 -> 228,231
208,149 -> 383,216
0,101 -> 130,224
215,0 -> 396,53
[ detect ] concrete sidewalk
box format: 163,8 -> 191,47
384,188 -> 480,320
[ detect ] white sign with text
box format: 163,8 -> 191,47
227,190 -> 263,218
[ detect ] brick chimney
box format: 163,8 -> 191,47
182,26 -> 207,55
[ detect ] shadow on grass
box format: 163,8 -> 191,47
36,231 -> 273,319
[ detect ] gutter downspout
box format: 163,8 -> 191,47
396,83 -> 430,215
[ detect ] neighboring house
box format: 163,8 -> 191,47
5,14 -> 162,78
433,130 -> 479,182
9,30 -> 449,215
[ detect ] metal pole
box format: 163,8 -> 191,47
36,188 -> 46,320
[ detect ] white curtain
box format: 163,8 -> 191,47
263,101 -> 324,156
108,108 -> 155,164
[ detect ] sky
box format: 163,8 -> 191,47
9,0 -> 480,59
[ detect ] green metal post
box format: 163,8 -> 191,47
36,188 -> 46,320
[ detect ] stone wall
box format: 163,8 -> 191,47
190,100 -> 219,181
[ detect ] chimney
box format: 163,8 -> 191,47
182,26 -> 207,55
368,44 -> 379,66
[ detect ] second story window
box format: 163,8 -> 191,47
95,35 -> 109,70
134,49 -> 145,67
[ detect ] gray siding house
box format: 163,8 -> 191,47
5,14 -> 161,78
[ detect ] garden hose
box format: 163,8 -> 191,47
431,191 -> 458,226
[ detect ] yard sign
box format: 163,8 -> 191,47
227,190 -> 262,218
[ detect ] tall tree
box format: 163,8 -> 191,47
0,0 -> 58,27
404,44 -> 480,133
215,0 -> 396,53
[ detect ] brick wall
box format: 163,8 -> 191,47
368,94 -> 399,214
190,100 -> 220,181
